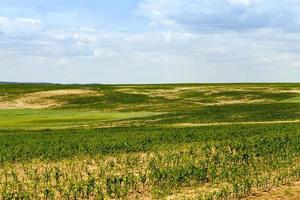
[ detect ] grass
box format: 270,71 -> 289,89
0,83 -> 299,199
281,96 -> 300,103
0,109 -> 161,130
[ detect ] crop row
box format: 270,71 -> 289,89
1,132 -> 300,199
1,123 -> 299,163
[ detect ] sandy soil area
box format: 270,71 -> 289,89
0,89 -> 101,109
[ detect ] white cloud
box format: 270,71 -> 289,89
227,0 -> 252,6
1,7 -> 300,83
1,23 -> 300,83
0,16 -> 42,37
139,0 -> 300,32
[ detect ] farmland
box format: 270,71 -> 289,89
0,83 -> 300,199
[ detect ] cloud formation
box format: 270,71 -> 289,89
0,16 -> 41,37
0,1 -> 300,83
139,0 -> 300,32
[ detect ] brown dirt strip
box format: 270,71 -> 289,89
246,181 -> 300,200
166,120 -> 300,128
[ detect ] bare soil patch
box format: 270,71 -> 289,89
0,89 -> 102,109
167,120 -> 300,128
246,181 -> 300,200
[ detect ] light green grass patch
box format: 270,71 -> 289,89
281,96 -> 300,103
0,109 -> 161,129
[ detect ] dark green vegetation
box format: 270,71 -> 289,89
1,124 -> 300,164
0,83 -> 299,199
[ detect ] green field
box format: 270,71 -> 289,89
0,109 -> 161,130
0,83 -> 300,199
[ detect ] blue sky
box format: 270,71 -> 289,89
1,0 -> 300,83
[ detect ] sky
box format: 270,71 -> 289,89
0,0 -> 300,84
